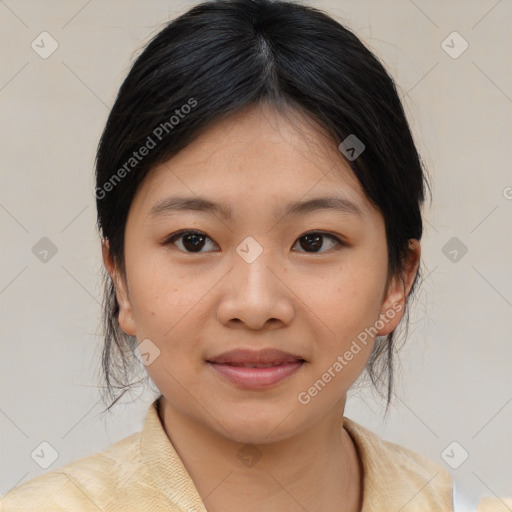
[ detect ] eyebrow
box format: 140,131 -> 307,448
148,195 -> 363,220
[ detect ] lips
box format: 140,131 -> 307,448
206,348 -> 306,366
206,348 -> 306,388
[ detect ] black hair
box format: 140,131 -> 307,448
95,0 -> 430,415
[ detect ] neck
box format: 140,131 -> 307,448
158,396 -> 363,512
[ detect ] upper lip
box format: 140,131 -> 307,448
206,348 -> 306,365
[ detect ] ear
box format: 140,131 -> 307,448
102,239 -> 137,336
376,239 -> 421,336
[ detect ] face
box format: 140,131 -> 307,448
104,103 -> 420,444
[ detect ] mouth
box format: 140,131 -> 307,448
206,348 -> 306,388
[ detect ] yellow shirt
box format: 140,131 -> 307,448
1,398 -> 510,511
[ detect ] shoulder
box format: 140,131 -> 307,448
343,416 -> 453,480
343,417 -> 453,510
0,431 -> 148,512
477,497 -> 512,512
343,418 -> 512,512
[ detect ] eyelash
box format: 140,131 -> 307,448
161,229 -> 345,254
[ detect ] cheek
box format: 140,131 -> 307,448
297,260 -> 385,336
125,250 -> 207,344
127,263 -> 209,395
292,255 -> 387,383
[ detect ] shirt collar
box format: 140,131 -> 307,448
141,397 -> 451,512
141,397 -> 208,511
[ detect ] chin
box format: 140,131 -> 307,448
217,407 -> 308,446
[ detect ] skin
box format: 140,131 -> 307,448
103,103 -> 420,512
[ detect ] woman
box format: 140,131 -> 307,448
1,0 -> 510,510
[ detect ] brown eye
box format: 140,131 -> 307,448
162,230 -> 344,254
163,230 -> 218,253
294,232 -> 343,253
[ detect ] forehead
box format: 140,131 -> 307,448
132,104 -> 375,218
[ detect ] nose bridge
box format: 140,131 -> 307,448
216,238 -> 293,328
232,239 -> 279,296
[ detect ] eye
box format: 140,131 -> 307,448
162,230 -> 219,253
292,231 -> 344,253
162,230 -> 344,254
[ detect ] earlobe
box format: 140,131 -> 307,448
101,239 -> 137,336
376,239 -> 421,336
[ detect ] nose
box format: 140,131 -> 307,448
216,250 -> 295,330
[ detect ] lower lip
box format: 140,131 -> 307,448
207,361 -> 304,389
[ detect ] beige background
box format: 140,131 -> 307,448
1,0 -> 511,503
